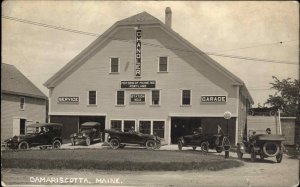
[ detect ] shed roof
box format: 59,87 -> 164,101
2,63 -> 47,99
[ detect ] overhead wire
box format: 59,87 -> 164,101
2,15 -> 298,65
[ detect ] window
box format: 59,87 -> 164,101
20,119 -> 26,135
151,90 -> 160,105
124,120 -> 135,132
111,120 -> 122,131
182,90 -> 191,105
117,91 -> 125,105
20,97 -> 25,110
88,91 -> 97,105
139,121 -> 151,134
110,57 -> 119,73
159,56 -> 168,72
153,121 -> 165,138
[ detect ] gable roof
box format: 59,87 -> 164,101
44,11 -> 253,104
2,63 -> 47,99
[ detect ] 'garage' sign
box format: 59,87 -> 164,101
201,96 -> 227,103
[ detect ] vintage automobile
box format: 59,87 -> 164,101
70,122 -> 102,146
237,133 -> 285,163
3,123 -> 63,149
248,106 -> 278,116
177,128 -> 230,153
104,129 -> 161,150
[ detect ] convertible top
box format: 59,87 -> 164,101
81,122 -> 101,127
254,134 -> 285,141
27,123 -> 63,128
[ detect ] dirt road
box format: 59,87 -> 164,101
2,154 -> 299,187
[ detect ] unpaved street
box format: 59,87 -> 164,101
2,154 -> 299,187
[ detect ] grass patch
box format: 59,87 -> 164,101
2,149 -> 243,171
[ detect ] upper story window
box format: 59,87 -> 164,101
88,91 -> 97,105
116,90 -> 125,105
110,57 -> 119,73
158,56 -> 168,72
20,97 -> 25,110
182,90 -> 191,105
151,90 -> 160,105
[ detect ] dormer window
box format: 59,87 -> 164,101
110,57 -> 119,73
158,56 -> 168,72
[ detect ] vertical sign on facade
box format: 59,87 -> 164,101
135,29 -> 142,77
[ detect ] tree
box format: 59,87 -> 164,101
265,76 -> 299,117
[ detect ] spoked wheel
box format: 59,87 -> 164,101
276,153 -> 283,163
178,141 -> 183,151
18,141 -> 29,149
52,140 -> 62,149
250,148 -> 256,162
85,137 -> 91,146
201,141 -> 209,153
110,138 -> 120,149
155,143 -> 161,150
146,140 -> 156,150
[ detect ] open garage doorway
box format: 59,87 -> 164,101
171,117 -> 202,144
79,116 -> 105,141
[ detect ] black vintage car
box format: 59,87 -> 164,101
70,122 -> 102,146
237,133 -> 285,163
3,123 -> 63,149
177,128 -> 230,153
248,106 -> 278,116
104,129 -> 161,150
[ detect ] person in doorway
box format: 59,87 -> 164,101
266,128 -> 271,135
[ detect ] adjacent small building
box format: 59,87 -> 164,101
44,8 -> 254,144
1,63 -> 48,141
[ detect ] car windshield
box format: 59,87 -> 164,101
80,127 -> 93,133
26,126 -> 47,134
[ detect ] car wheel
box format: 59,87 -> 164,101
178,140 -> 183,151
85,137 -> 91,146
237,147 -> 243,159
155,142 -> 161,150
260,153 -> 265,160
250,148 -> 256,162
18,141 -> 29,149
146,140 -> 156,150
71,138 -> 75,146
192,146 -> 197,151
201,141 -> 209,153
216,147 -> 223,153
269,110 -> 276,116
52,140 -> 62,149
110,138 -> 120,149
276,153 -> 283,163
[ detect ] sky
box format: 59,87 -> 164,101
2,1 -> 299,106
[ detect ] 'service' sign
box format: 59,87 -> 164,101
58,97 -> 79,103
